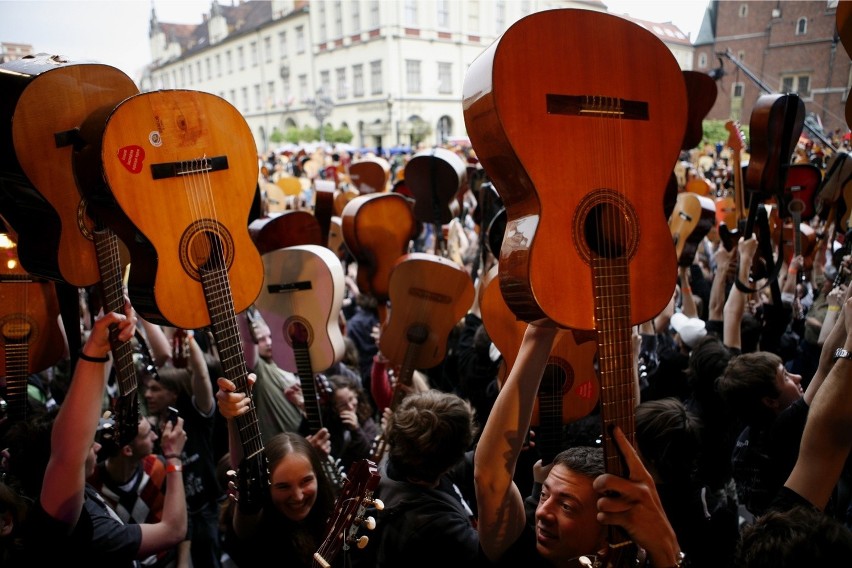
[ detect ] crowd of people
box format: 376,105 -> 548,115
2,131 -> 852,568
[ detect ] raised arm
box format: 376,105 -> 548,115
41,300 -> 137,525
708,242 -> 735,323
723,236 -> 758,351
474,322 -> 559,561
188,331 -> 214,415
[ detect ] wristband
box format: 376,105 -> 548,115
828,305 -> 841,312
79,349 -> 110,363
788,266 -> 798,274
165,453 -> 182,460
166,463 -> 183,474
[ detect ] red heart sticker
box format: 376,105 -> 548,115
117,145 -> 145,174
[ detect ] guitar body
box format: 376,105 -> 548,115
669,192 -> 716,266
379,253 -> 474,370
254,244 -> 345,375
249,210 -> 322,254
681,70 -> 718,151
0,55 -> 138,284
463,9 -> 685,329
404,147 -> 466,225
73,89 -> 263,329
745,93 -> 805,201
348,157 -> 390,194
479,265 -> 599,463
0,236 -> 64,423
781,163 -> 821,222
341,192 -> 416,308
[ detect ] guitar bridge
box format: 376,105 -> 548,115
151,156 -> 229,180
546,94 -> 648,121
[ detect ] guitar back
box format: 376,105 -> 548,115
341,192 -> 416,305
0,55 -> 138,284
463,9 -> 685,329
349,157 -> 390,194
249,210 -> 322,254
669,192 -> 716,266
681,70 -> 718,151
404,147 -> 467,225
73,89 -> 263,329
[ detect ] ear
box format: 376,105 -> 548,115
122,444 -> 134,458
761,395 -> 781,412
0,511 -> 13,537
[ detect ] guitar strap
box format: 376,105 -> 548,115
58,281 -> 83,369
733,203 -> 783,305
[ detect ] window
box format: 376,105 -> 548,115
495,0 -> 506,33
520,0 -> 531,16
370,60 -> 382,95
296,26 -> 305,53
320,70 -> 331,94
438,62 -> 452,94
369,1 -> 379,28
279,31 -> 287,58
205,57 -> 211,79
196,61 -> 202,81
264,36 -> 272,62
698,53 -> 707,68
216,53 -> 222,77
406,60 -> 421,94
353,64 -> 364,97
254,84 -> 262,110
229,89 -> 236,104
318,2 -> 327,42
737,50 -> 746,62
352,1 -> 361,31
226,50 -> 232,74
404,0 -> 417,26
732,82 -> 744,98
238,46 -> 245,70
334,1 -> 343,37
739,4 -> 748,17
268,81 -> 276,106
251,41 -> 258,66
241,86 -> 249,111
336,67 -> 347,99
781,74 -> 811,98
796,17 -> 807,35
187,65 -> 192,85
299,74 -> 308,102
468,1 -> 480,33
437,0 -> 449,28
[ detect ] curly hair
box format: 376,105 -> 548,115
386,390 -> 477,483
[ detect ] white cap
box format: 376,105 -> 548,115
670,312 -> 707,349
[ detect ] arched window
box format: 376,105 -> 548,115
796,17 -> 807,35
739,4 -> 748,18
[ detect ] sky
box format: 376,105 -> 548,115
0,0 -> 711,82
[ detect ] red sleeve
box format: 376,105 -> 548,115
370,355 -> 393,413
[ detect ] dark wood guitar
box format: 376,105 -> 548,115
717,120 -> 747,251
252,244 -> 347,488
0,226 -> 64,425
312,459 -> 382,568
463,10 -> 686,565
72,89 -> 268,505
776,163 -> 821,272
0,54 -> 139,286
341,192 -> 417,325
249,210 -> 323,254
348,157 -> 391,194
370,253 -> 474,464
669,192 -> 716,267
479,265 -> 599,464
681,70 -> 718,152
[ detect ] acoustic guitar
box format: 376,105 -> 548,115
479,265 -> 599,465
348,157 -> 391,194
370,253 -> 474,464
72,89 -> 268,504
0,225 -> 64,425
341,192 -> 417,325
404,147 -> 466,227
463,10 -> 686,565
717,120 -> 747,251
669,192 -> 716,267
776,163 -> 821,272
0,54 -> 139,285
249,210 -> 323,254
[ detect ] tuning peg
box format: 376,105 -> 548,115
370,498 -> 385,511
354,535 -> 370,549
363,516 -> 376,530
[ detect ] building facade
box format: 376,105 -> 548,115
693,0 -> 851,144
141,0 -> 693,154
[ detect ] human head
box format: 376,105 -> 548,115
263,432 -> 335,525
143,365 -> 190,417
669,312 -> 707,350
635,398 -> 702,485
253,322 -> 274,361
328,374 -> 372,422
535,446 -> 607,562
736,505 -> 852,567
717,352 -> 803,427
686,334 -> 732,406
386,390 -> 476,484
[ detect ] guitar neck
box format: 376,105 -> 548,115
292,341 -> 324,433
200,260 -> 264,459
2,342 -> 29,423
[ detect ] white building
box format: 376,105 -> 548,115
141,0 -> 692,154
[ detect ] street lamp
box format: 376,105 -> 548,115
308,87 -> 334,143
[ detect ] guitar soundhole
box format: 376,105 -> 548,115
573,190 -> 639,262
406,323 -> 429,345
76,198 -> 95,241
179,220 -> 235,281
286,318 -> 312,347
543,358 -> 574,395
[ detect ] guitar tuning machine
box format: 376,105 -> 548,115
370,498 -> 385,511
345,535 -> 370,549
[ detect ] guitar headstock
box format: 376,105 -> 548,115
725,120 -> 745,153
313,459 -> 382,567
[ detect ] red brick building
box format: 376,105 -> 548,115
693,0 -> 850,146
